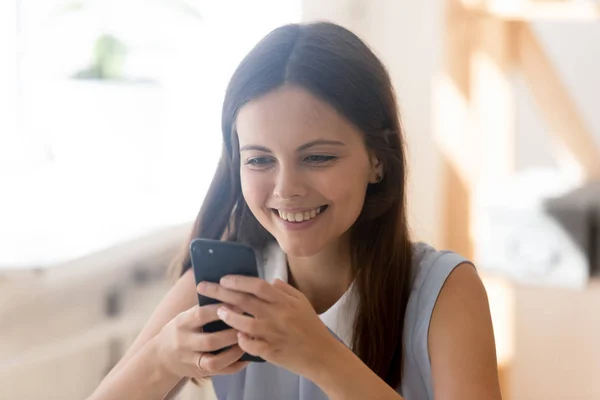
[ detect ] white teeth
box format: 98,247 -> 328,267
277,206 -> 323,222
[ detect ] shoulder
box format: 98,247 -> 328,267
403,242 -> 476,359
402,243 -> 501,399
405,242 -> 476,322
428,261 -> 501,398
409,242 -> 471,290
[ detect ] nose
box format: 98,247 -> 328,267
273,165 -> 308,200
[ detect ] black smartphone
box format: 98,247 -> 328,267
189,238 -> 265,363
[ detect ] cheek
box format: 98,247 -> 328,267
318,165 -> 369,211
330,180 -> 368,212
240,170 -> 271,212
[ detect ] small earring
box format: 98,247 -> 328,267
375,174 -> 382,183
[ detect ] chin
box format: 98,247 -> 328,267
275,237 -> 327,258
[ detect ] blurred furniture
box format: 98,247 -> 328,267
475,174 -> 599,288
545,181 -> 600,277
0,223 -> 205,400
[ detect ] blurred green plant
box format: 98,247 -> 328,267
54,0 -> 85,14
54,0 -> 203,81
72,34 -> 128,80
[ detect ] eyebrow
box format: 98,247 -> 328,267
240,139 -> 346,153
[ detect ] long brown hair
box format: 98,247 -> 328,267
170,21 -> 413,389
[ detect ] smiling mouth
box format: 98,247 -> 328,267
272,205 -> 328,223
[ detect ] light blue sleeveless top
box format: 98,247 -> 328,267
212,242 -> 472,400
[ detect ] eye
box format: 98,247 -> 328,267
245,156 -> 275,168
303,155 -> 337,164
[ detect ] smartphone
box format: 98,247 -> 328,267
189,238 -> 265,363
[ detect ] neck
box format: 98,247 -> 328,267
286,237 -> 354,315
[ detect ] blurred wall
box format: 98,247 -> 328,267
515,22 -> 600,173
512,22 -> 600,400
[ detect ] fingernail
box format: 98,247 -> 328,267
220,276 -> 232,285
217,307 -> 228,319
197,282 -> 206,291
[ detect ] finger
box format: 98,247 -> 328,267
197,282 -> 267,316
217,306 -> 266,338
219,360 -> 251,375
219,275 -> 283,302
198,344 -> 245,372
272,278 -> 302,298
228,305 -> 245,314
237,331 -> 270,358
181,304 -> 222,329
190,329 -> 239,353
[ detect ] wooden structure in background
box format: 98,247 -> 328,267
438,0 -> 600,260
436,1 -> 600,398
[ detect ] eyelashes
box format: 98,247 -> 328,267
245,156 -> 275,167
302,155 -> 337,164
244,154 -> 338,169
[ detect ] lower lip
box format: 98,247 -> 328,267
275,208 -> 326,231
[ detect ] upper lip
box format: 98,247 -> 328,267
272,206 -> 324,213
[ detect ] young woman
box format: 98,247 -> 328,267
88,22 -> 502,400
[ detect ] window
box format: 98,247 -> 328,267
0,0 -> 300,268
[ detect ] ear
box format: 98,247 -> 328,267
368,153 -> 384,184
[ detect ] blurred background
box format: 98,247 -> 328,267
0,0 -> 598,399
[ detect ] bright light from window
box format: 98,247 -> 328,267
0,0 -> 300,268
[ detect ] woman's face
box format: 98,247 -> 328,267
236,85 -> 381,257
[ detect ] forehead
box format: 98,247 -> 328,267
235,85 -> 363,148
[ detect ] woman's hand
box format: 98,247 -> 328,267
196,276 -> 341,380
154,303 -> 250,380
